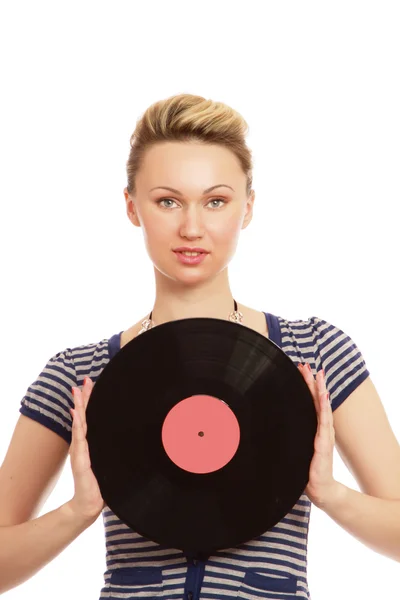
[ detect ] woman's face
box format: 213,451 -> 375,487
124,141 -> 254,284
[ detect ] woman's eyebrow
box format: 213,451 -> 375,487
149,184 -> 235,195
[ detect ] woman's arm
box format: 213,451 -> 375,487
326,374 -> 400,562
299,365 -> 400,562
0,379 -> 105,594
321,482 -> 400,562
0,501 -> 96,594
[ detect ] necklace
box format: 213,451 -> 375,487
137,299 -> 244,336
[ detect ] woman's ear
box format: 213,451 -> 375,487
241,190 -> 255,229
124,187 -> 141,227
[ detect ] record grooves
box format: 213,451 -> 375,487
86,318 -> 317,558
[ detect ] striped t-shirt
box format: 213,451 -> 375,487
19,313 -> 370,600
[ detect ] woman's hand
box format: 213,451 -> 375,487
68,377 -> 106,521
298,363 -> 340,509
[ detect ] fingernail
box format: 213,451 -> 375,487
83,377 -> 87,386
71,387 -> 75,396
306,363 -> 312,372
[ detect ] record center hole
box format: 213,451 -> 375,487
198,431 -> 205,437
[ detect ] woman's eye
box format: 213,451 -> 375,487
157,198 -> 226,209
208,198 -> 226,208
157,198 -> 177,208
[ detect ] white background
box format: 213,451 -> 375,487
0,1 -> 399,598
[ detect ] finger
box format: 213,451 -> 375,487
309,366 -> 328,409
79,378 -> 93,436
316,369 -> 327,398
298,364 -> 319,412
299,363 -> 317,389
70,390 -> 85,444
316,372 -> 329,424
313,407 -> 326,454
78,386 -> 87,437
72,386 -> 87,438
70,403 -> 91,474
317,377 -> 335,446
81,377 -> 94,411
322,388 -> 335,445
323,396 -> 335,448
71,417 -> 91,476
316,371 -> 331,414
314,393 -> 332,454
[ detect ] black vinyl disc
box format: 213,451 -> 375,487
86,318 -> 317,558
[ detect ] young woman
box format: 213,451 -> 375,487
1,93 -> 399,599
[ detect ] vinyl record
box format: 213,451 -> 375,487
86,318 -> 317,559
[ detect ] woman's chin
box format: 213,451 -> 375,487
153,253 -> 229,283
154,263 -> 213,284
172,270 -> 211,284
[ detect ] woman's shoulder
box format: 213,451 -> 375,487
67,335 -> 112,375
37,335 -> 112,382
275,313 -> 330,329
275,312 -> 366,368
19,334 -> 114,444
264,312 -> 330,348
275,314 -> 370,412
275,313 -> 354,342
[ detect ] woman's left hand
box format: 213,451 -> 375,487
298,363 -> 339,508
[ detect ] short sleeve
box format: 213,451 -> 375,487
309,316 -> 370,412
19,348 -> 77,444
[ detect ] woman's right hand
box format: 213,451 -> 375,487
68,377 -> 106,521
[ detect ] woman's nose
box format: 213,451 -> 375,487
179,206 -> 205,238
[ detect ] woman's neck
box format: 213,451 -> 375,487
149,294 -> 237,325
150,267 -> 236,324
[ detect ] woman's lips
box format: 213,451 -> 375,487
174,251 -> 208,265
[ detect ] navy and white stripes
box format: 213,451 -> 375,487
19,313 -> 369,599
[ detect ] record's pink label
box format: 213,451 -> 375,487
161,395 -> 240,473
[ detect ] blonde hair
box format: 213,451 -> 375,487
126,93 -> 253,197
